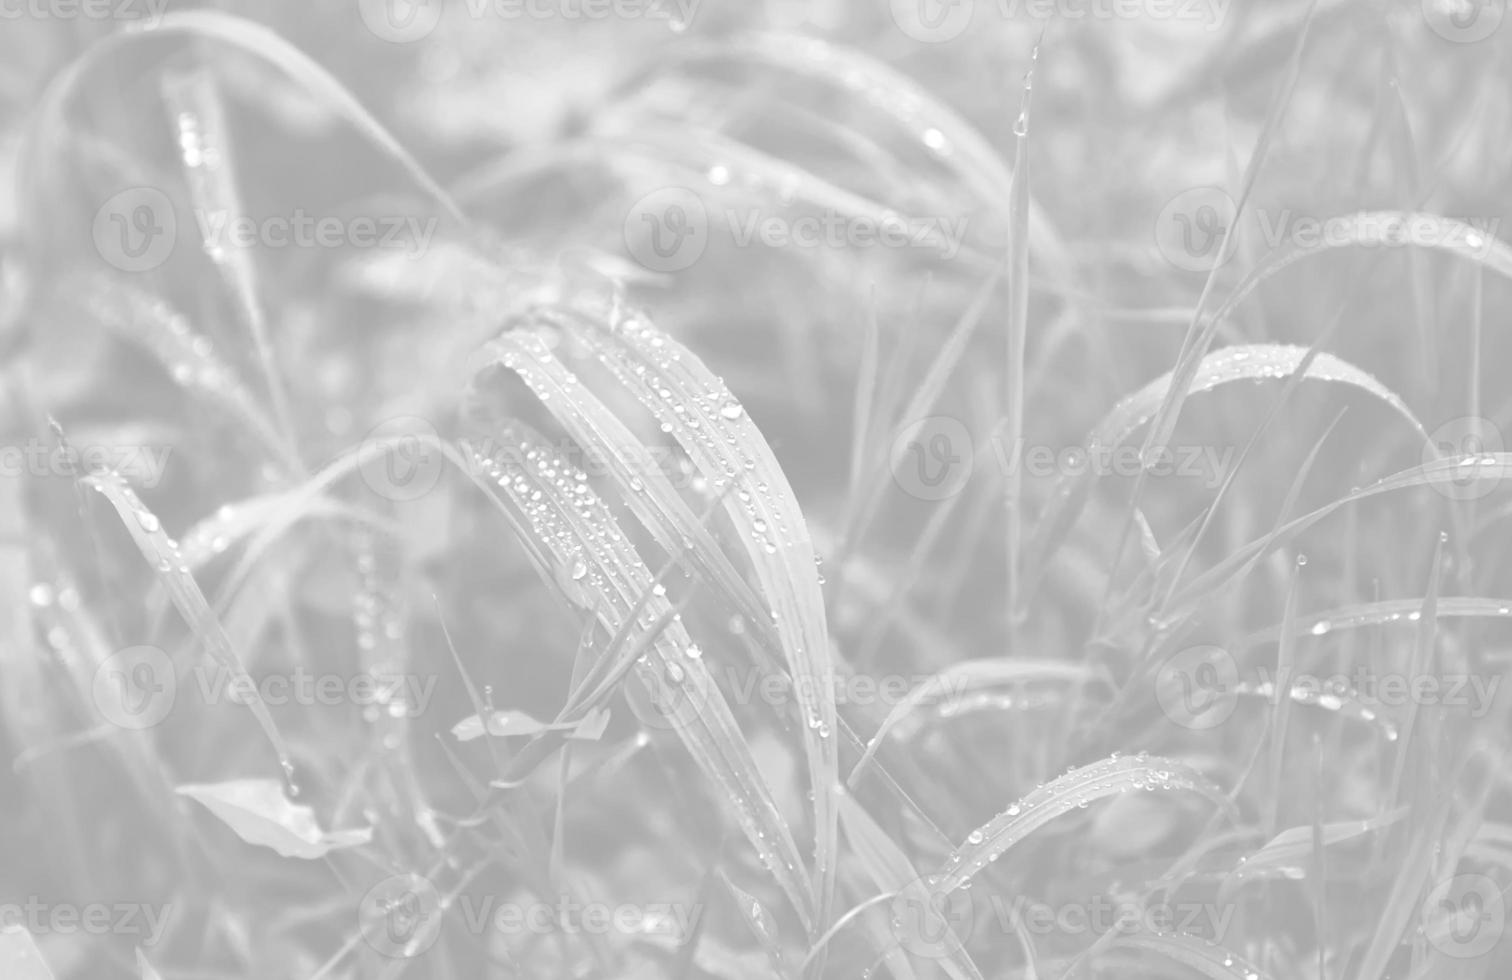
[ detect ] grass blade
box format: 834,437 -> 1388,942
936,754 -> 1235,894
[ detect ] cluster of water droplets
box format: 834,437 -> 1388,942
173,105 -> 231,266
939,753 -> 1209,888
352,539 -> 412,731
490,311 -> 831,893
29,576 -> 84,672
177,502 -> 242,569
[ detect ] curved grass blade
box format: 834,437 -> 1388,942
645,32 -> 1070,272
719,872 -> 795,980
937,754 -> 1235,894
19,9 -> 463,235
1142,211 -> 1512,484
161,68 -> 297,458
1164,455 -> 1512,622
481,323 -> 780,656
463,425 -> 817,933
1239,597 -> 1512,649
558,303 -> 842,928
836,793 -> 983,980
61,274 -> 289,465
1027,343 -> 1427,582
1111,931 -> 1272,980
80,470 -> 295,785
848,659 -> 1103,789
1219,808 -> 1406,898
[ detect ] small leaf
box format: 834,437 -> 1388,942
177,779 -> 373,859
568,706 -> 612,741
452,710 -> 551,742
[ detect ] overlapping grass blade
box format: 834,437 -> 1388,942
161,68 -> 297,459
1238,597 -> 1512,649
848,659 -> 1104,788
481,321 -> 778,652
60,274 -> 289,464
80,470 -> 294,782
1219,808 -> 1406,898
642,32 -> 1070,271
936,754 -> 1235,893
1004,44 -> 1036,626
1141,212 -> 1512,491
20,10 -> 463,234
1110,932 -> 1272,980
719,872 -> 796,980
836,793 -> 982,980
547,301 -> 842,928
461,423 -> 816,932
1163,455 -> 1512,624
1028,343 -> 1426,585
1135,0 -> 1319,464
